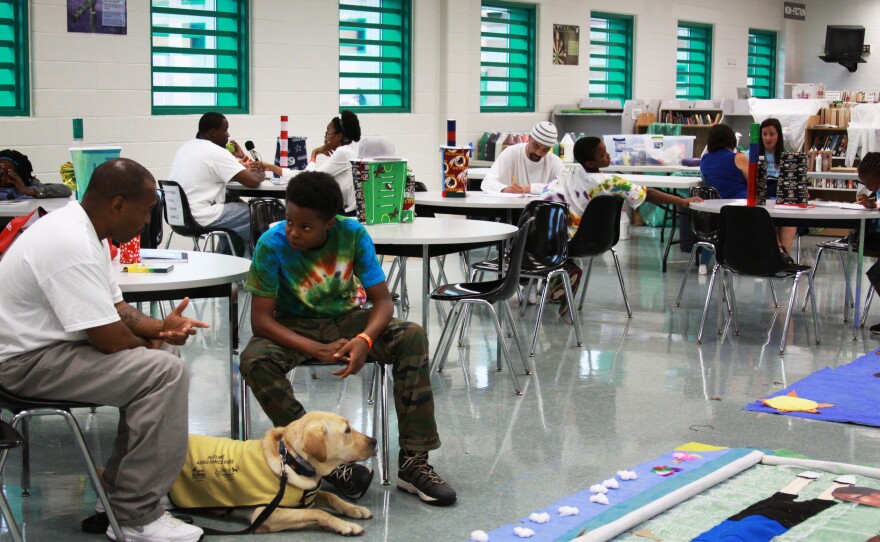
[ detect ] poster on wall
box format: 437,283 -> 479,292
552,24 -> 579,65
67,0 -> 127,35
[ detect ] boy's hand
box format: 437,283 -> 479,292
310,339 -> 350,363
681,196 -> 704,208
331,338 -> 369,379
857,194 -> 877,210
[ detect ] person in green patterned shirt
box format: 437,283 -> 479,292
241,171 -> 456,507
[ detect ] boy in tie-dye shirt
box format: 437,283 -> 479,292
241,172 -> 456,507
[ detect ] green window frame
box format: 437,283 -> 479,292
480,1 -> 535,113
748,29 -> 777,99
339,0 -> 411,113
150,0 -> 249,116
589,12 -> 633,106
0,0 -> 29,116
676,21 -> 712,100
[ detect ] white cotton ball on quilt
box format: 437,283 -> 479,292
602,478 -> 620,489
558,506 -> 579,517
513,526 -> 535,538
528,512 -> 550,524
589,484 -> 608,494
470,530 -> 489,542
589,493 -> 610,505
617,470 -> 638,480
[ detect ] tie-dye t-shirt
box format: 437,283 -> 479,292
245,216 -> 386,318
542,167 -> 647,238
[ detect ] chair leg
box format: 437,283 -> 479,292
501,301 -> 531,375
697,264 -> 721,344
779,274 -> 804,354
801,246 -> 825,311
164,231 -> 174,249
611,249 -> 633,318
558,269 -> 583,347
675,248 -> 700,307
768,279 -> 778,308
431,302 -> 465,373
0,483 -> 22,542
862,286 -> 875,328
367,363 -> 378,406
458,304 -> 472,346
20,419 -> 28,496
483,301 -> 523,395
376,364 -> 390,485
578,258 -> 594,311
529,279 -> 551,357
519,278 -> 536,317
806,271 -> 821,345
837,250 -> 853,321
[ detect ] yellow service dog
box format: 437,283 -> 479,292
168,411 -> 376,535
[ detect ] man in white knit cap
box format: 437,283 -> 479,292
481,121 -> 563,195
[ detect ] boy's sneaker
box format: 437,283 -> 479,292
698,264 -> 708,275
106,511 -> 203,542
397,450 -> 457,506
323,463 -> 374,500
870,323 -> 880,335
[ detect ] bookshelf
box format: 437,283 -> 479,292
802,113 -> 855,197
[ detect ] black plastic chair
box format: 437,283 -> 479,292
675,186 -> 721,307
140,189 -> 165,249
471,200 -> 583,357
430,219 -> 534,395
696,206 -> 820,354
158,180 -> 239,256
247,197 -> 286,252
568,195 -> 632,317
0,388 -> 124,540
0,420 -> 23,542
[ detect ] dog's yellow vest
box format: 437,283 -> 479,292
169,434 -> 319,509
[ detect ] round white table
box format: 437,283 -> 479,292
116,251 -> 252,439
601,165 -> 701,175
0,197 -> 72,217
690,199 -> 880,338
415,190 -> 532,223
226,180 -> 287,197
365,217 -> 518,331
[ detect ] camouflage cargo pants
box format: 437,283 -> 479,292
240,309 -> 440,452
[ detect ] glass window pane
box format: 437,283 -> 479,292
589,12 -> 632,105
481,2 -> 535,112
676,22 -> 712,100
748,29 -> 776,98
0,0 -> 29,116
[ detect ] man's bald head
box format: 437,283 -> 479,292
82,158 -> 156,205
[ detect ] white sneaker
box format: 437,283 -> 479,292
106,511 -> 203,542
698,264 -> 708,275
527,284 -> 538,305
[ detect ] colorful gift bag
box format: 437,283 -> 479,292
756,157 -> 768,206
0,207 -> 46,260
775,152 -> 809,207
274,136 -> 308,172
441,146 -> 468,198
350,158 -> 407,225
118,236 -> 141,264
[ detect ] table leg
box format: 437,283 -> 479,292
662,205 -> 679,273
229,281 -> 243,440
852,219 -> 865,340
422,244 -> 430,333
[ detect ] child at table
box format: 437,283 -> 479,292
240,171 -> 456,506
853,153 -> 880,334
759,118 -> 798,256
541,137 -> 702,312
0,149 -> 72,200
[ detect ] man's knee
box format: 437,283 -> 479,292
146,349 -> 189,388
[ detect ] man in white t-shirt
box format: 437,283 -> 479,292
0,159 -> 208,542
480,121 -> 563,195
168,112 -> 263,255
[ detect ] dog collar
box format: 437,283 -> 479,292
279,441 -> 317,478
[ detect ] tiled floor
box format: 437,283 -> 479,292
2,226 -> 879,541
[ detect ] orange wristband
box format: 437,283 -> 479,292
355,333 -> 373,350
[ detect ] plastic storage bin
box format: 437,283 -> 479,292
604,135 -> 650,166
660,136 -> 696,163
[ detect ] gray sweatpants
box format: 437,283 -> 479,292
0,341 -> 189,527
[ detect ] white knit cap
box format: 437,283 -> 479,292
530,122 -> 558,148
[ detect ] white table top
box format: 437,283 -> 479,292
415,191 -> 534,209
365,217 -> 517,245
690,199 -> 880,220
805,171 -> 858,181
226,180 -> 287,193
624,174 -> 703,189
601,165 -> 701,174
115,250 -> 251,293
0,198 -> 72,217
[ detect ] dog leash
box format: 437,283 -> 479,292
199,441 -> 317,535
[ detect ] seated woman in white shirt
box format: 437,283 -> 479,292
261,111 -> 362,215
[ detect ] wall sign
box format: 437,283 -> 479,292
552,24 -> 579,66
783,2 -> 806,21
67,0 -> 127,35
